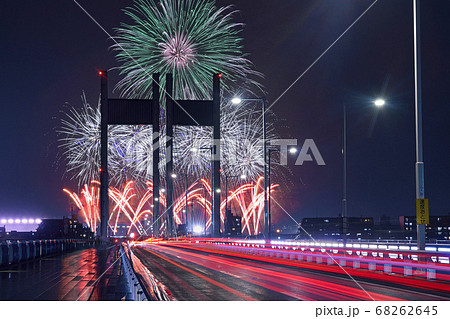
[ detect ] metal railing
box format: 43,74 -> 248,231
121,243 -> 173,301
0,239 -> 94,267
120,244 -> 147,301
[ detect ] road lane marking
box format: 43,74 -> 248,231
143,248 -> 257,301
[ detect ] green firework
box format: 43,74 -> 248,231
113,0 -> 262,99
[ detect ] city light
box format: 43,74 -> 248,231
374,98 -> 385,107
231,97 -> 242,105
193,225 -> 203,234
0,218 -> 42,224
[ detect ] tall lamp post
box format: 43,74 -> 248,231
342,99 -> 385,243
267,147 -> 298,239
225,174 -> 246,237
231,96 -> 268,238
198,146 -> 215,236
171,173 -> 189,236
413,0 -> 426,251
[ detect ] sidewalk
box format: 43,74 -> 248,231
0,244 -> 127,301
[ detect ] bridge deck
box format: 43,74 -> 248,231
0,245 -> 127,301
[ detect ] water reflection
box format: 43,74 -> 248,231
0,246 -> 121,301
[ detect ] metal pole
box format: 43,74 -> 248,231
165,74 -> 174,238
343,103 -> 348,244
185,174 -> 188,235
212,74 -> 221,237
414,0 -> 426,250
152,73 -> 160,238
268,150 -> 272,240
262,97 -> 269,239
210,147 -> 214,237
204,187 -> 207,237
225,176 -> 229,236
99,70 -> 109,242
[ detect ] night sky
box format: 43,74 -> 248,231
1,0 -> 450,228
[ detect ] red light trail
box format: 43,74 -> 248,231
132,242 -> 449,301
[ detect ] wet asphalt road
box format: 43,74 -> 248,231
133,243 -> 450,301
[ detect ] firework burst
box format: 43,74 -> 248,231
64,177 -> 278,236
58,93 -> 146,187
113,0 -> 262,100
59,0 -> 288,200
58,94 -> 280,185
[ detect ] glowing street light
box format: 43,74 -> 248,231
193,225 -> 203,235
374,98 -> 386,107
231,97 -> 242,105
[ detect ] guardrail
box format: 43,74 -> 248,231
0,239 -> 95,267
153,238 -> 450,283
121,243 -> 173,301
120,244 -> 147,301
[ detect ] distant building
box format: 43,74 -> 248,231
36,219 -> 64,238
225,210 -> 241,237
372,215 -> 404,240
37,215 -> 94,239
272,225 -> 298,239
1,230 -> 37,240
297,217 -> 373,240
400,215 -> 450,240
111,224 -> 134,237
177,224 -> 187,237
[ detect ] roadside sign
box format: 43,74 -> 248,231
416,198 -> 429,225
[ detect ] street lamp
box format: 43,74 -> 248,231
172,173 -> 189,235
342,99 -> 385,243
413,0 -> 426,251
374,99 -> 386,108
198,146 -> 215,236
267,147 -> 297,239
225,174 -> 246,237
231,96 -> 269,238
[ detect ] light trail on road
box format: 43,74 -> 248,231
132,242 -> 450,301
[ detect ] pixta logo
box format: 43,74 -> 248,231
270,139 -> 325,166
